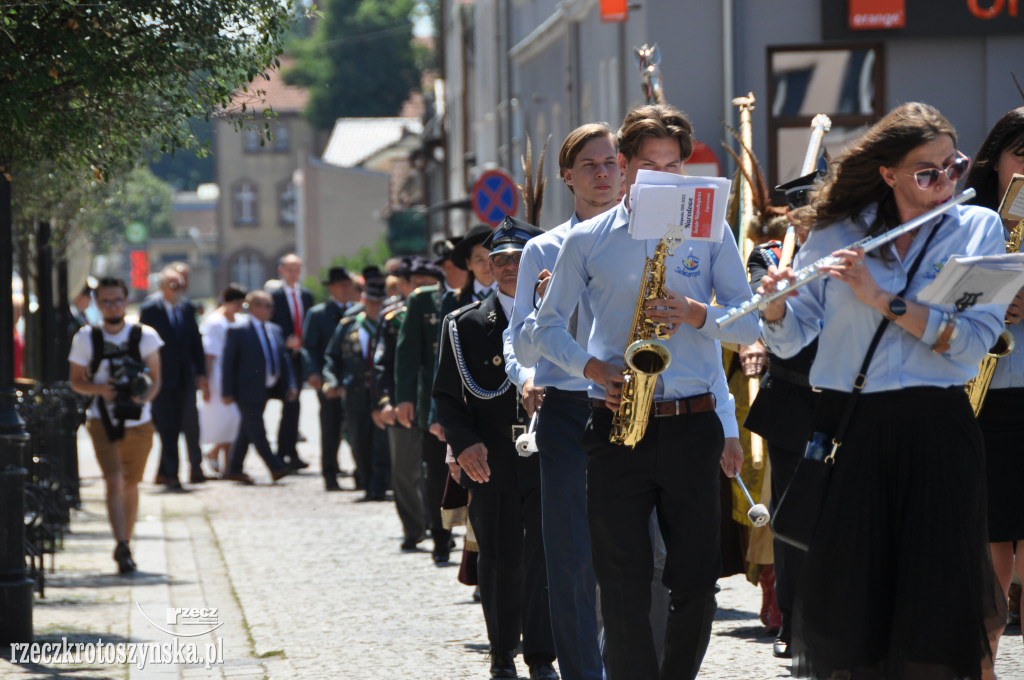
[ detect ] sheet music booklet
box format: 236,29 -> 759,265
628,170 -> 731,243
918,252 -> 1024,308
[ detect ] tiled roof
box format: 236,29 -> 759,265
321,117 -> 424,168
229,56 -> 310,114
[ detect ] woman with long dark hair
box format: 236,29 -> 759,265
965,106 -> 1024,663
759,102 -> 1007,679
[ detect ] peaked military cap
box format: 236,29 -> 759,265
482,216 -> 544,254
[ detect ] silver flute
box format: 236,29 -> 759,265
715,188 -> 976,328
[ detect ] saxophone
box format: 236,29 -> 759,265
966,216 -> 1024,415
609,238 -> 676,448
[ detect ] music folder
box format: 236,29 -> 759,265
917,253 -> 1024,309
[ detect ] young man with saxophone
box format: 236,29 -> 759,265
504,123 -> 622,680
531,104 -> 760,680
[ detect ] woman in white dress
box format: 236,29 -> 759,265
200,284 -> 246,472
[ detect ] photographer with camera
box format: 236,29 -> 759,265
69,277 -> 162,575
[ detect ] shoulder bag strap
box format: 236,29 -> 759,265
828,218 -> 943,461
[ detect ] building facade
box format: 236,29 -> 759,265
214,59 -> 317,292
433,0 -> 1024,233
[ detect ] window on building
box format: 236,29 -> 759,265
273,123 -> 290,152
233,181 -> 259,225
244,128 -> 262,153
230,253 -> 265,291
278,179 -> 296,226
766,43 -> 885,185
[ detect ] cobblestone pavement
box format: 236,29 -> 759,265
2,388 -> 1022,679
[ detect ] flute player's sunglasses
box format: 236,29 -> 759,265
904,152 -> 970,190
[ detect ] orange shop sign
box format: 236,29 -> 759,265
849,0 -> 906,30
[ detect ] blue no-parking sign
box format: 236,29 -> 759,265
472,170 -> 519,227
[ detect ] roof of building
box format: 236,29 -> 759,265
229,56 -> 310,114
321,117 -> 424,168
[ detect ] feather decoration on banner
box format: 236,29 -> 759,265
517,133 -> 551,226
720,122 -> 787,242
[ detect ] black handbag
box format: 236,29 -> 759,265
770,224 -> 940,551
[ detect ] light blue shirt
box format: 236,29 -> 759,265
762,204 -> 1006,392
505,214 -> 593,393
532,200 -> 761,438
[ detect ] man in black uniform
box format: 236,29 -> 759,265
433,219 -> 558,680
374,258 -> 443,547
324,274 -> 390,501
302,266 -> 354,491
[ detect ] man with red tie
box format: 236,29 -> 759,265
269,253 -> 314,470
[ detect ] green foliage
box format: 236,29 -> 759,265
0,0 -> 299,177
83,166 -> 176,245
305,234 -> 391,302
13,165 -> 176,262
147,118 -> 216,191
285,0 -> 419,130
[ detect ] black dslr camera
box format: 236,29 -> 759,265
107,357 -> 152,421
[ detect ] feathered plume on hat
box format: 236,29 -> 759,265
721,123 -> 787,244
517,133 -> 551,227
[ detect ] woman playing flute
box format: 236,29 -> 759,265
758,102 -> 1006,680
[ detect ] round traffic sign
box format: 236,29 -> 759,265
472,170 -> 519,227
125,221 -> 148,245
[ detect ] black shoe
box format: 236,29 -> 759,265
154,474 -> 183,490
529,661 -> 559,680
490,652 -> 516,679
271,467 -> 292,482
432,551 -> 450,565
773,638 -> 791,659
189,470 -> 207,484
324,476 -> 342,491
400,538 -> 423,552
287,457 -> 310,470
114,541 -> 136,575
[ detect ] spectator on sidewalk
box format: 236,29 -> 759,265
199,283 -> 247,474
69,277 -> 162,574
140,266 -> 208,489
268,253 -> 314,470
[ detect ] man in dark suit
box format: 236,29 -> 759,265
139,266 -> 208,488
268,253 -> 314,470
221,290 -> 295,484
302,265 -> 354,491
433,220 -> 557,680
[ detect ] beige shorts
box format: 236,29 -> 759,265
86,419 -> 154,484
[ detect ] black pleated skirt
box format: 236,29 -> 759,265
791,387 -> 1005,680
978,387 -> 1024,542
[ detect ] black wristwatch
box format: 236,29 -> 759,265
886,296 -> 907,321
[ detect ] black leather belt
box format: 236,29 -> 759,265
592,392 -> 716,417
765,364 -> 811,389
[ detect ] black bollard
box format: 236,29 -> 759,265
0,174 -> 34,643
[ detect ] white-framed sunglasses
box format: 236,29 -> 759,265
904,152 -> 970,189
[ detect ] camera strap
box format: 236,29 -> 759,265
89,324 -> 143,443
97,397 -> 126,442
